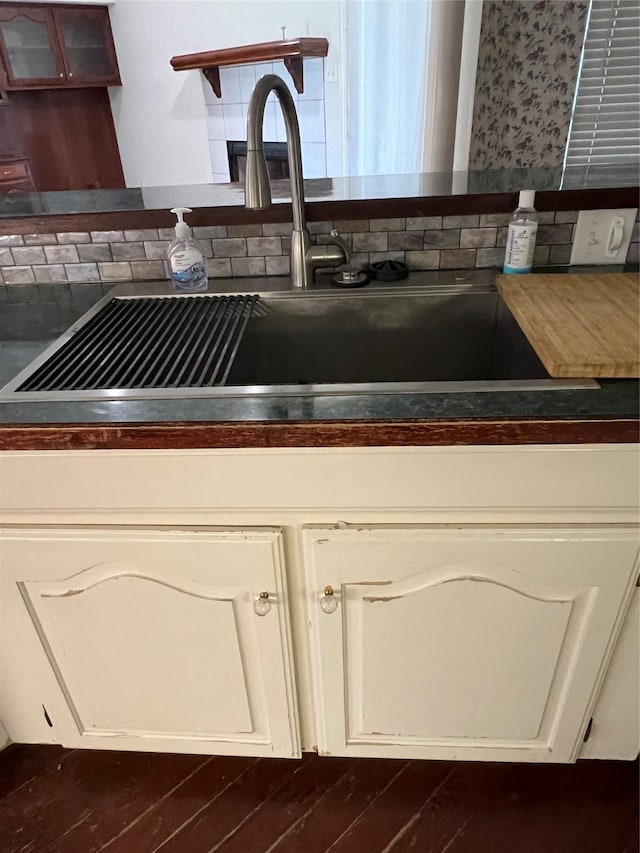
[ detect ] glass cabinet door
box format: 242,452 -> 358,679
54,8 -> 119,84
0,8 -> 63,85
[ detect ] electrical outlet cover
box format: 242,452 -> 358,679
570,208 -> 638,266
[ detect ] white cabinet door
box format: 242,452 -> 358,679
0,528 -> 299,758
580,588 -> 640,760
304,526 -> 638,763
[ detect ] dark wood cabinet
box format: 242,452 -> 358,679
0,3 -> 120,89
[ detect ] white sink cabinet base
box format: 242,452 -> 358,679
0,444 -> 637,763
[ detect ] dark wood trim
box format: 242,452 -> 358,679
0,418 -> 637,451
171,38 -> 328,98
1,186 -> 638,236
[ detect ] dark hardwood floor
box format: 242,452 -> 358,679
0,745 -> 637,853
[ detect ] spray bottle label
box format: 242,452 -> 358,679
503,222 -> 538,273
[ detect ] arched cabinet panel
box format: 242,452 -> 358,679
1,528 -> 299,758
304,526 -> 638,763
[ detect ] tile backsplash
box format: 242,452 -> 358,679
0,210 -> 637,286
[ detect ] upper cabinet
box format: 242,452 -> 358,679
0,4 -> 120,89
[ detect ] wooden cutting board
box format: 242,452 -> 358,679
496,272 -> 640,378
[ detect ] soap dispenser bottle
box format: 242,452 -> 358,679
167,207 -> 207,292
503,190 -> 539,274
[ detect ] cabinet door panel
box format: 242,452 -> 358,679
0,8 -> 63,86
54,7 -> 120,85
1,529 -> 299,758
304,526 -> 639,763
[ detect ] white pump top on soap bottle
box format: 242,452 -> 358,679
167,207 -> 207,292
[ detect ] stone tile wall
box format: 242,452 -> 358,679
0,211 -> 637,285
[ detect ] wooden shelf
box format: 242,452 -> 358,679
170,37 -> 328,98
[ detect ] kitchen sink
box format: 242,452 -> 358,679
0,276 -> 598,401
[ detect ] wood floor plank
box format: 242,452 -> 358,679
325,758 -> 452,853
444,759 -> 640,853
271,758 -> 408,853
387,762 -> 522,852
98,756 -> 253,853
156,756 -> 303,853
0,749 -> 206,853
214,754 -> 357,853
48,753 -> 234,853
0,745 -> 71,804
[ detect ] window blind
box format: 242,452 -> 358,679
563,0 -> 640,186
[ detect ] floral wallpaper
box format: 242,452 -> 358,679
468,0 -> 588,170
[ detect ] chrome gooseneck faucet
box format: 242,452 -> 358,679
245,74 -> 349,289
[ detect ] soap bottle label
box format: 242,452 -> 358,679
171,247 -> 206,289
503,222 -> 538,274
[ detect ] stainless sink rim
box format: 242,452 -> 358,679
0,277 -> 601,402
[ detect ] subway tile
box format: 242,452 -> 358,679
0,247 -> 14,265
388,231 -> 424,251
158,228 -> 176,240
369,218 -> 406,232
534,245 -> 551,265
91,230 -> 125,243
0,235 -> 24,246
443,215 -> 480,228
281,236 -> 291,255
56,231 -> 91,244
0,268 -> 4,284
308,221 -> 333,235
144,241 -> 171,260
536,224 -> 574,245
479,213 -> 512,227
227,224 -> 263,238
193,226 -> 227,239
111,242 -> 146,261
45,245 -> 79,264
370,251 -> 405,264
247,237 -> 282,256
2,266 -> 35,284
65,263 -> 100,282
197,239 -> 214,259
352,232 -> 388,252
263,221 -> 294,236
554,211 -> 579,224
207,259 -> 233,278
538,212 -> 555,224
23,233 -> 57,245
423,229 -> 459,249
211,238 -> 247,258
548,244 -> 572,265
78,243 -> 112,262
439,249 -> 477,269
460,228 -> 497,249
98,262 -> 132,281
405,250 -> 440,269
407,216 -> 441,230
231,257 -> 266,276
265,255 -> 290,275
496,227 -> 508,247
33,264 -> 67,283
349,252 -> 370,269
130,261 -> 165,280
333,220 -> 369,233
124,229 -> 160,242
475,247 -> 505,268
11,246 -> 46,265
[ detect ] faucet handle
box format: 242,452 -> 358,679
329,229 -> 351,266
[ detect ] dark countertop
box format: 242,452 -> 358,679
0,275 -> 637,449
